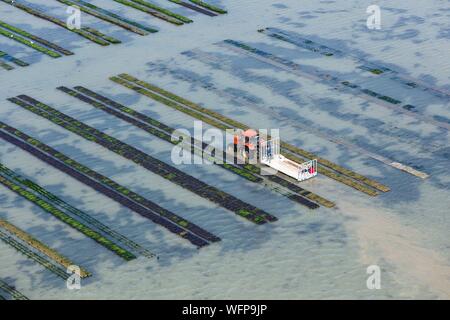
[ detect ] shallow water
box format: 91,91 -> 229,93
0,0 -> 449,299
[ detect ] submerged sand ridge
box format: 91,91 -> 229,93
339,200 -> 450,299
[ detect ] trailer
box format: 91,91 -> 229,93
260,138 -> 317,181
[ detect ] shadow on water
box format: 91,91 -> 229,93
21,125 -> 286,259
0,43 -> 43,64
272,3 -> 289,10
285,25 -> 450,94
139,58 -> 450,207
181,49 -> 450,173
14,23 -> 85,52
295,221 -> 348,248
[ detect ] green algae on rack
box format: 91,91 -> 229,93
0,19 -> 73,55
0,175 -> 137,261
112,73 -> 387,196
0,163 -> 156,259
55,0 -> 157,35
0,27 -> 61,58
81,27 -> 121,44
0,219 -> 91,278
188,0 -> 227,14
9,96 -> 277,225
113,0 -> 189,25
129,0 -> 193,23
168,0 -> 217,16
0,61 -> 14,70
0,228 -> 71,279
0,50 -> 29,67
0,279 -> 29,300
1,0 -> 112,46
